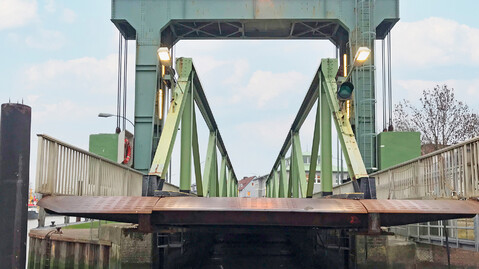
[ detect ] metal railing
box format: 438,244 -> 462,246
370,136 -> 479,199
35,134 -> 144,196
391,216 -> 479,251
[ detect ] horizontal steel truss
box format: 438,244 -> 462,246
267,58 -> 368,198
162,20 -> 343,43
149,58 -> 238,197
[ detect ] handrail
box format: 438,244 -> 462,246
35,134 -> 144,196
371,136 -> 479,176
365,136 -> 479,199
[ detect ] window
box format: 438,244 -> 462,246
247,191 -> 250,196
252,182 -> 254,186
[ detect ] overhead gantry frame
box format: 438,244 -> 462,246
148,58 -> 238,197
266,59 -> 373,199
111,0 -> 399,174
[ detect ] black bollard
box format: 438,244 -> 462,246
0,103 -> 31,269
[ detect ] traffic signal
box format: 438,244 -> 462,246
337,82 -> 354,100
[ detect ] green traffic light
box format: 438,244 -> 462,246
337,82 -> 354,100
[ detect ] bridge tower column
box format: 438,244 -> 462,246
350,0 -> 377,172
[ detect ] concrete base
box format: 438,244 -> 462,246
28,223 -> 152,269
356,235 -> 479,268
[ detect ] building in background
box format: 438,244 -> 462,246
238,176 -> 268,198
285,153 -> 348,194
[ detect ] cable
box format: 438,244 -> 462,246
382,39 -> 386,131
116,32 -> 122,133
387,32 -> 393,130
123,38 -> 128,131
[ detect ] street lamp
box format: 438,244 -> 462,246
157,47 -> 172,67
98,113 -> 135,127
337,47 -> 371,101
345,47 -> 371,81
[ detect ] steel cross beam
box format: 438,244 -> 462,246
267,58 -> 369,198
149,58 -> 238,196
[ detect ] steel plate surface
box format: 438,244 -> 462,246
38,196 -> 160,214
153,197 -> 367,213
360,199 -> 479,214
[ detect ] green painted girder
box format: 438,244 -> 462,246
149,58 -> 238,196
306,99 -> 321,198
267,58 -> 368,196
111,0 -> 398,45
320,84 -> 333,194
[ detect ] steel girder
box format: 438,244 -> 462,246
267,59 -> 368,198
149,58 -> 238,197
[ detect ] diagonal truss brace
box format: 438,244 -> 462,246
267,58 -> 369,198
149,58 -> 238,197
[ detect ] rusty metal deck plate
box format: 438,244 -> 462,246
360,199 -> 479,214
153,197 -> 367,213
38,196 -> 160,214
38,196 -> 479,229
151,197 -> 367,227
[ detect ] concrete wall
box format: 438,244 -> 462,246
356,235 -> 479,268
28,224 -> 152,269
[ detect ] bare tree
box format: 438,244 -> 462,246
394,85 -> 479,150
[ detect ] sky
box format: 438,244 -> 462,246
1,0 -> 479,187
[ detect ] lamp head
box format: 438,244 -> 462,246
353,47 -> 371,66
157,47 -> 172,66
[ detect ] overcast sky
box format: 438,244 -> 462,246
2,0 -> 479,186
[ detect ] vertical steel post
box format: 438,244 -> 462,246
191,108 -> 203,196
179,84 -> 193,192
272,172 -> 278,198
292,133 -> 307,197
0,103 -> 31,269
134,45 -> 159,173
278,169 -> 284,198
307,95 -> 321,197
219,157 -> 227,197
280,158 -> 287,198
321,86 -> 333,196
290,137 -> 299,198
203,132 -> 216,196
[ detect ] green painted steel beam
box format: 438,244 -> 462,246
268,58 -> 369,196
279,158 -> 287,198
203,132 -> 217,197
219,156 -> 227,197
179,78 -> 193,192
133,45 -> 159,173
307,97 -> 321,198
320,84 -> 333,195
111,0 -> 399,46
320,58 -> 368,181
191,108 -> 203,197
292,133 -> 307,197
149,59 -> 191,177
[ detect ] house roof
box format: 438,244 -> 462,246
238,176 -> 255,191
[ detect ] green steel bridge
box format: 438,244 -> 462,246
33,1 -> 479,268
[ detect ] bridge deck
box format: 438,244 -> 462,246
38,196 -> 479,232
